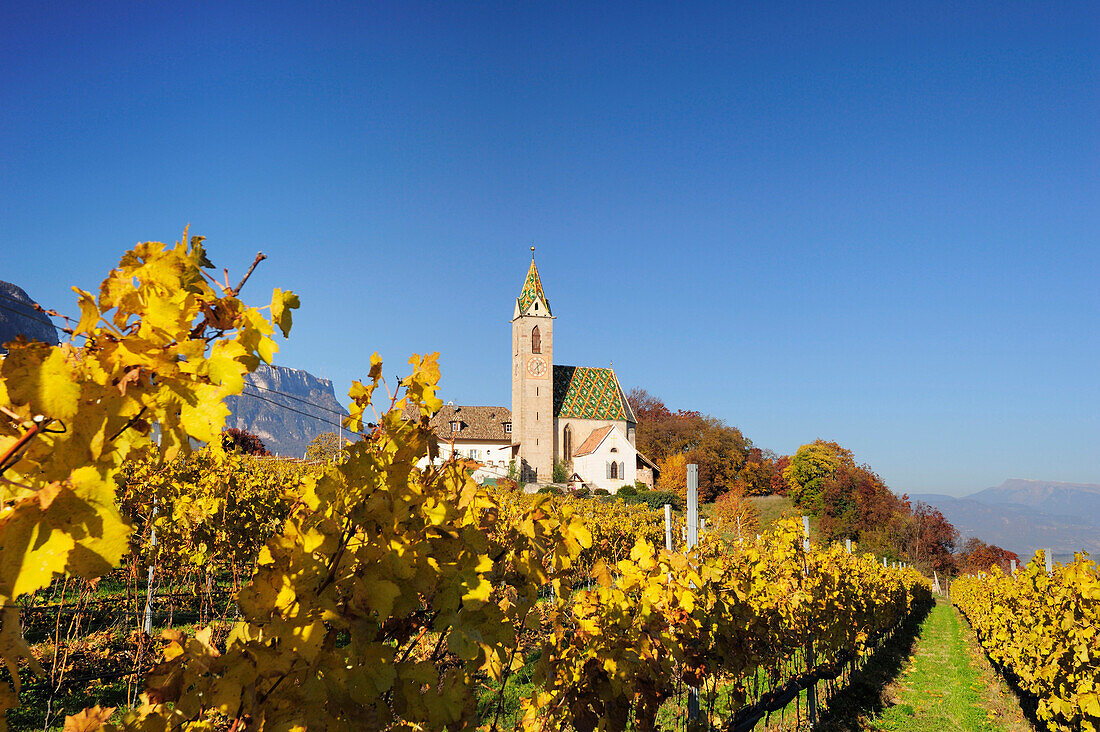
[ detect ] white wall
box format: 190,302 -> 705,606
572,425 -> 636,494
418,439 -> 514,483
434,439 -> 513,468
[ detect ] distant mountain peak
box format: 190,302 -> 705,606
994,478 -> 1100,494
0,280 -> 59,353
224,364 -> 348,458
913,477 -> 1100,558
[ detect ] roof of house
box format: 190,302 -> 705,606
573,425 -> 615,457
407,404 -> 513,442
553,365 -> 635,421
516,258 -> 551,315
635,450 -> 660,472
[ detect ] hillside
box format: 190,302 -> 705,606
0,280 -> 59,353
224,364 -> 348,458
969,478 -> 1100,518
912,480 -> 1100,560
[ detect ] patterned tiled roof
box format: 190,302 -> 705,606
517,259 -> 551,315
553,366 -> 632,421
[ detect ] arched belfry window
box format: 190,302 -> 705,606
563,425 -> 572,461
531,325 -> 541,354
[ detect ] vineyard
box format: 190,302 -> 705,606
0,236 -> 977,731
952,555 -> 1100,731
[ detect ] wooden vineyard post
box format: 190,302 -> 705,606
1010,558 -> 1017,575
1045,548 -> 1054,575
686,464 -> 700,726
664,503 -> 673,551
845,537 -> 852,554
801,516 -> 817,725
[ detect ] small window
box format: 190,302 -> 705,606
610,461 -> 619,480
610,447 -> 618,453
504,423 -> 512,433
563,425 -> 573,461
450,421 -> 459,432
532,325 -> 541,354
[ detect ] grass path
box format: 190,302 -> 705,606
868,600 -> 1030,732
815,599 -> 1031,732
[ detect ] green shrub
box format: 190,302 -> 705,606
593,488 -> 610,496
616,484 -> 638,498
552,460 -> 568,484
624,490 -> 681,512
537,485 -> 564,495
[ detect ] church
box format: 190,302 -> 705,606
415,253 -> 658,493
510,253 -> 658,493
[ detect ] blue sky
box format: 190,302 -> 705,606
3,1 -> 1098,495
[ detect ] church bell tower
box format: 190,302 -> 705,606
511,248 -> 554,482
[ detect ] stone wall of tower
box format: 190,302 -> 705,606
511,310 -> 554,482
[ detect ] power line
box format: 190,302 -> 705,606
240,382 -> 348,419
233,387 -> 356,435
0,299 -> 61,331
0,292 -> 353,434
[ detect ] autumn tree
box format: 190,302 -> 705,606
904,501 -> 958,575
711,487 -> 760,541
735,447 -> 780,496
783,440 -> 855,511
818,463 -> 904,542
770,455 -> 791,495
222,428 -> 269,456
305,431 -> 346,462
656,452 -> 688,501
957,537 -> 1019,574
626,388 -> 752,502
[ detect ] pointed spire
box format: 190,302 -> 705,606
517,250 -> 551,315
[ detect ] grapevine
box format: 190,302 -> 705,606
0,237 -> 933,731
953,555 -> 1100,731
0,233 -> 297,725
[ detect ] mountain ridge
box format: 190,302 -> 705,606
224,364 -> 348,458
0,280 -> 59,353
912,478 -> 1100,559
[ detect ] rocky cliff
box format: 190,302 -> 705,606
224,364 -> 348,458
0,281 -> 59,353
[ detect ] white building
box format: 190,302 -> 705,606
571,424 -> 638,493
509,254 -> 659,493
414,404 -> 514,482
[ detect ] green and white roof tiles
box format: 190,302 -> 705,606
516,259 -> 551,316
553,365 -> 636,423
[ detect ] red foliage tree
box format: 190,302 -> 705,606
770,455 -> 791,495
904,502 -> 958,575
626,388 -> 752,502
222,428 -> 269,456
957,537 -> 1019,574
